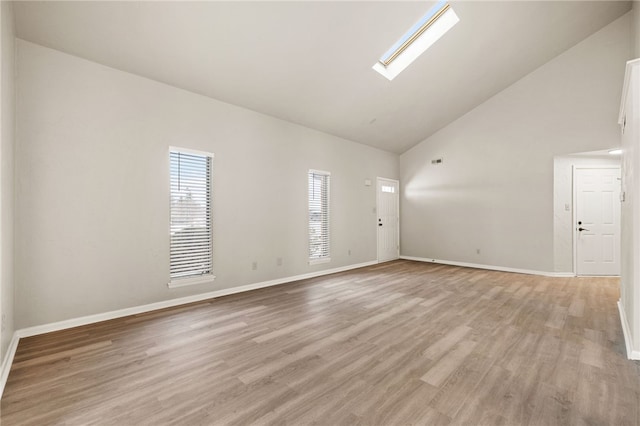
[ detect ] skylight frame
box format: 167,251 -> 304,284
379,2 -> 451,67
373,1 -> 459,81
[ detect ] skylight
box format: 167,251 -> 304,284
373,1 -> 459,81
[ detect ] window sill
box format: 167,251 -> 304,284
309,257 -> 331,266
168,275 -> 216,289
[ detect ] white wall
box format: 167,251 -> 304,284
634,1 -> 640,57
15,40 -> 398,329
553,155 -> 621,273
399,13 -> 631,273
0,1 -> 15,362
620,58 -> 640,358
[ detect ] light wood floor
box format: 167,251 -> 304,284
2,260 -> 639,425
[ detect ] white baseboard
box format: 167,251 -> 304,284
0,332 -> 20,399
17,260 -> 378,339
400,256 -> 575,278
618,300 -> 640,360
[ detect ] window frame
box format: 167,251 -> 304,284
308,169 -> 331,265
378,2 -> 452,67
372,1 -> 459,81
168,146 -> 215,288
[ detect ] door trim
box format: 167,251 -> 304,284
376,177 -> 400,263
572,165 -> 621,276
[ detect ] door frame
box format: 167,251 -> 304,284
572,165 -> 621,276
376,177 -> 400,263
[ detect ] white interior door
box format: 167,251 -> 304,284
575,167 -> 621,276
377,178 -> 399,263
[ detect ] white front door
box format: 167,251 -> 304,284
377,178 -> 399,263
575,167 -> 621,276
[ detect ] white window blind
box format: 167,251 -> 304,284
170,149 -> 213,280
308,170 -> 330,263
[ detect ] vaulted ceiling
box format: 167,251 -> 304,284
14,1 -> 631,153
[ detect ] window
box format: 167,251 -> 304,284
381,185 -> 396,193
308,170 -> 330,264
169,147 -> 214,286
373,1 -> 459,81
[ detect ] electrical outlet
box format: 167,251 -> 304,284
348,249 -> 351,256
277,257 -> 283,266
476,249 -> 481,255
252,261 -> 258,270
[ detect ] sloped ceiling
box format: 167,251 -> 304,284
14,1 -> 631,153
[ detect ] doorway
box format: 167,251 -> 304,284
574,166 -> 621,276
377,177 -> 399,263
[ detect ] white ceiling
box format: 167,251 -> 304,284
14,1 -> 631,154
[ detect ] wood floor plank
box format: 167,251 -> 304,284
420,340 -> 477,386
422,324 -> 472,360
2,260 -> 638,425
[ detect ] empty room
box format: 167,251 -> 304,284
1,0 -> 640,424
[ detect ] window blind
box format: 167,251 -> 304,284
170,150 -> 212,279
308,170 -> 330,261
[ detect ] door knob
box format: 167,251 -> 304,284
578,227 -> 589,232
378,223 -> 383,227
